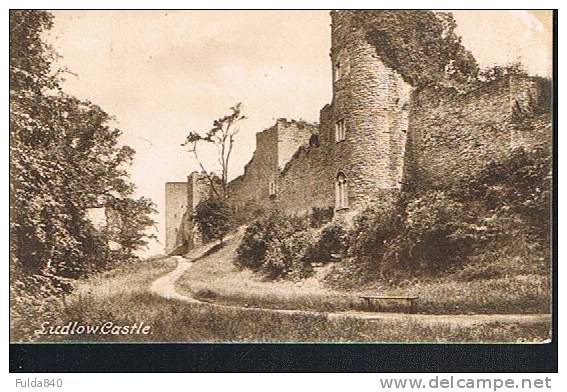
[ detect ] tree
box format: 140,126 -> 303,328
181,104 -> 246,198
10,10 -> 156,278
193,197 -> 233,244
110,197 -> 158,254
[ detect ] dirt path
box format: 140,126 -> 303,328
150,240 -> 222,302
150,250 -> 551,327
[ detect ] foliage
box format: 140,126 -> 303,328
235,210 -> 307,273
392,192 -> 486,271
345,144 -> 551,277
9,10 -> 58,93
355,11 -> 479,89
344,192 -> 489,273
478,61 -> 527,82
9,272 -> 71,342
182,104 -> 246,198
461,146 -> 552,242
110,197 -> 158,252
309,206 -> 334,228
262,230 -> 317,280
347,201 -> 403,267
309,221 -> 349,262
194,197 -> 234,243
10,10 -> 156,285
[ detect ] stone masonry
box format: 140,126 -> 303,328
165,10 -> 551,254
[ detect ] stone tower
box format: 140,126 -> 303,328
164,182 -> 188,254
328,11 -> 412,210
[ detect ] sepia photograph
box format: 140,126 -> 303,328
9,9 -> 554,348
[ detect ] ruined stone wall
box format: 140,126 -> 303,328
228,125 -> 278,212
184,172 -> 215,248
404,75 -> 550,191
328,11 -> 412,210
227,11 -> 414,218
276,119 -> 317,169
277,140 -> 335,216
165,172 -> 217,254
228,119 -> 315,213
164,182 -> 188,253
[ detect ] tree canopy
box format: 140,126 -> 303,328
193,197 -> 233,244
182,103 -> 246,198
10,10 -> 156,278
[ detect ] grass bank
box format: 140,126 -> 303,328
39,289 -> 549,343
175,233 -> 551,315
22,246 -> 549,343
11,257 -> 176,342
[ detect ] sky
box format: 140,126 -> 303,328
45,10 -> 553,255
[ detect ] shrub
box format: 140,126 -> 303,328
309,206 -> 334,228
393,191 -> 485,271
235,220 -> 271,270
347,201 -> 403,267
463,146 -> 551,242
345,192 -> 489,274
10,273 -> 72,342
309,220 -> 349,262
261,230 -> 317,280
236,210 -> 307,271
451,262 -> 503,282
194,196 -> 233,243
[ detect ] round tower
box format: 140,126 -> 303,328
329,11 -> 412,210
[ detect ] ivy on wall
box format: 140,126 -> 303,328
353,11 -> 480,90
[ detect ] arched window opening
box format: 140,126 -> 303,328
334,61 -> 342,81
335,119 -> 346,142
268,180 -> 276,197
335,172 -> 349,210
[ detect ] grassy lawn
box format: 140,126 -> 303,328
175,234 -> 359,313
175,233 -> 551,315
39,292 -> 549,343
11,257 -> 176,342
19,250 -> 548,343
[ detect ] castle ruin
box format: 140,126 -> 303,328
165,11 -> 551,254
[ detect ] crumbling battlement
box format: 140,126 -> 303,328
227,118 -> 317,212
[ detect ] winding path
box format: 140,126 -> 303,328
150,245 -> 551,327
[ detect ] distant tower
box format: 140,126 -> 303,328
328,11 -> 413,210
164,182 -> 188,254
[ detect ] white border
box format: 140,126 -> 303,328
2,0 -> 563,388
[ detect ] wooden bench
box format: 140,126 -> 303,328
359,295 -> 419,313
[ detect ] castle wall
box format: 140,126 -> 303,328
328,11 -> 412,209
166,11 -> 552,252
184,172 -> 215,248
228,119 -> 315,213
405,75 -> 550,191
164,182 -> 188,253
276,119 -> 316,169
277,141 -> 334,216
228,126 -> 278,212
227,11 -> 414,217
